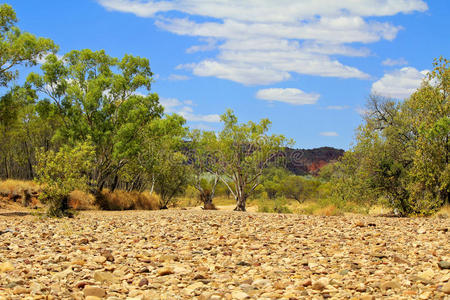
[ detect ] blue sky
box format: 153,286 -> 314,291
6,0 -> 450,149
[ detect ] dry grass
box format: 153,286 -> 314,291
436,204 -> 450,218
313,205 -> 343,216
0,180 -> 39,196
97,189 -> 160,211
178,196 -> 236,208
0,180 -> 41,207
368,205 -> 392,216
68,190 -> 97,210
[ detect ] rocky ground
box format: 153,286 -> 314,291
0,209 -> 449,300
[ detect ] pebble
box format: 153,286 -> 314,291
93,271 -> 118,283
84,286 -> 106,298
157,267 -> 174,276
138,278 -> 149,287
380,280 -> 401,291
438,261 -> 450,270
442,282 -> 450,294
312,277 -> 329,290
0,210 -> 448,299
231,291 -> 249,299
0,262 -> 14,272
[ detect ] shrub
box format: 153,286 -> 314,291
313,205 -> 342,216
0,180 -> 40,206
257,197 -> 292,214
35,142 -> 95,217
96,189 -> 159,211
68,190 -> 97,210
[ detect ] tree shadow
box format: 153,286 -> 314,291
0,211 -> 31,217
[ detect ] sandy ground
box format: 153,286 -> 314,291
0,209 -> 449,299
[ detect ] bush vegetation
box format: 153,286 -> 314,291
0,3 -> 448,217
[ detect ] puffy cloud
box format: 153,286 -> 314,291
159,97 -> 182,111
371,67 -> 428,99
160,97 -> 220,122
256,88 -> 319,105
98,0 -> 427,85
382,57 -> 408,66
98,1 -> 427,21
36,53 -> 64,64
179,60 -> 291,85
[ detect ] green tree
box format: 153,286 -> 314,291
281,175 -> 321,202
35,142 -> 95,217
154,151 -> 190,209
0,84 -> 60,179
139,114 -> 189,208
0,4 -> 57,179
0,4 -> 57,87
188,129 -> 220,209
332,57 -> 449,215
261,167 -> 290,199
27,50 -> 162,195
214,110 -> 291,211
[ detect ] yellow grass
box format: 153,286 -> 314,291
436,204 -> 450,218
97,189 -> 160,210
68,190 -> 97,210
0,179 -> 39,196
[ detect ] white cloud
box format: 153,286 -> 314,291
256,88 -> 319,105
160,97 -> 220,122
189,123 -> 216,131
371,67 -> 428,99
186,38 -> 217,53
168,74 -> 190,81
37,53 -> 64,64
382,58 -> 408,66
326,105 -> 349,110
180,60 -> 291,85
320,131 -> 339,137
98,1 -> 427,21
98,0 -> 427,85
159,97 -> 182,112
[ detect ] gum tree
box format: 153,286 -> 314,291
27,50 -> 162,195
215,110 -> 291,211
0,4 -> 57,87
188,129 -> 221,209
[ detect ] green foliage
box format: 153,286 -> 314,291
0,84 -> 60,179
188,129 -> 221,208
35,142 -> 95,217
281,175 -> 321,202
27,49 -> 162,191
258,196 -> 292,214
261,167 -> 290,199
140,115 -> 190,208
153,151 -> 190,208
331,57 -> 449,216
0,4 -> 57,87
213,109 -> 292,211
0,4 -> 57,180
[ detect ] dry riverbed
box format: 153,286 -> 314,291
0,210 -> 449,299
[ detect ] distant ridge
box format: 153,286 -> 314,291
283,147 -> 344,175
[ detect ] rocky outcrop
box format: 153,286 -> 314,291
283,147 -> 344,175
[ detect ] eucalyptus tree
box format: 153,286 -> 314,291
140,114 -> 189,208
331,57 -> 449,215
27,49 -> 162,194
188,129 -> 221,209
215,110 -> 291,211
0,4 -> 57,179
0,4 -> 57,87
